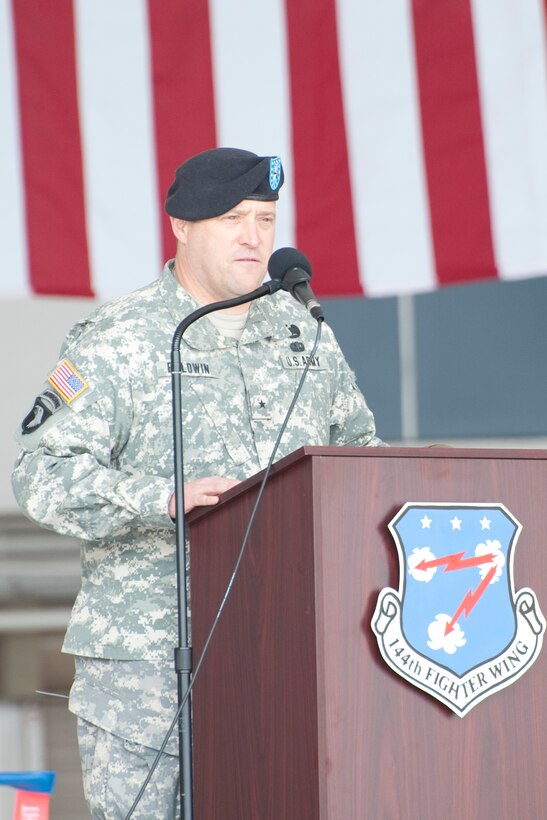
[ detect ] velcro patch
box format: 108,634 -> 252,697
279,354 -> 324,370
21,389 -> 63,436
179,361 -> 217,377
48,359 -> 89,403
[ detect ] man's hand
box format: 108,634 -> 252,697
169,476 -> 240,519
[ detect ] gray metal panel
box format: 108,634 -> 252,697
415,277 -> 547,438
322,295 -> 401,440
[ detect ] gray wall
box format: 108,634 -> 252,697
323,276 -> 547,443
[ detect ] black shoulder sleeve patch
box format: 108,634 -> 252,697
21,389 -> 63,436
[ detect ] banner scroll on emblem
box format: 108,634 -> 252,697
372,503 -> 545,717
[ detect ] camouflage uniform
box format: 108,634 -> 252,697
12,262 -> 384,815
77,712 -> 179,819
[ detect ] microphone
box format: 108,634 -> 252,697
268,247 -> 324,321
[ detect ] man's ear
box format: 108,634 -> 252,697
170,216 -> 189,243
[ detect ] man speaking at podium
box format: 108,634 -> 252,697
12,148 -> 385,818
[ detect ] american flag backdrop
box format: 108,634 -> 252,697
2,0 -> 547,301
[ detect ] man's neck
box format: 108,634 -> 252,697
172,258 -> 250,314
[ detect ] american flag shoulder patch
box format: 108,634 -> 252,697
48,359 -> 89,403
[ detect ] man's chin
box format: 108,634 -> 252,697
232,264 -> 267,289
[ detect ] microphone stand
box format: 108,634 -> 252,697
170,278 -> 284,819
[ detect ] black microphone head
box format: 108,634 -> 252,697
268,247 -> 313,282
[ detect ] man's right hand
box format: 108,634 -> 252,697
168,476 -> 240,519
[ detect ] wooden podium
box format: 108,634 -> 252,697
187,446 -> 547,819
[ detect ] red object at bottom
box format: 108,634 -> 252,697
13,790 -> 50,820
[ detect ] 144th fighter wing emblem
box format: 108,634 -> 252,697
372,503 -> 545,716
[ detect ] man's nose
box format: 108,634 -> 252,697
238,217 -> 260,246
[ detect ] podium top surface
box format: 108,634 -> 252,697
187,444 -> 547,523
272,444 -> 547,463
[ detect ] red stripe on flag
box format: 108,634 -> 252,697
12,0 -> 92,296
147,0 -> 217,264
284,0 -> 362,297
411,0 -> 497,286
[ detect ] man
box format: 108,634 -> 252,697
12,147 -> 385,818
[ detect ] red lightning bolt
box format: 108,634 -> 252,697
416,551 -> 494,572
445,565 -> 498,635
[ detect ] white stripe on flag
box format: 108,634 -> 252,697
0,0 -> 29,297
471,0 -> 547,280
73,0 -> 162,300
337,0 -> 436,296
208,0 -> 296,253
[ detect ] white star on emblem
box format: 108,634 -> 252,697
480,516 -> 491,530
420,515 -> 432,529
450,516 -> 462,530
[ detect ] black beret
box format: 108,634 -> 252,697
165,147 -> 284,221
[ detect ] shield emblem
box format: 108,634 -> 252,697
372,503 -> 545,716
269,156 -> 282,191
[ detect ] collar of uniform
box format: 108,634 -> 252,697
158,264 -> 229,351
